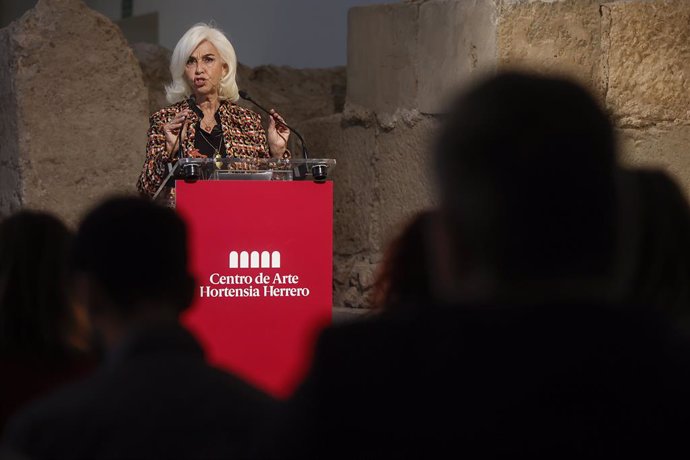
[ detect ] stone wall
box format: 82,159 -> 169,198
497,0 -> 605,94
236,64 -> 346,125
1,0 -> 688,311
0,0 -> 346,225
497,1 -> 690,194
604,2 -> 690,195
323,0 -> 690,308
300,112 -> 438,308
0,28 -> 21,217
131,42 -> 171,115
0,0 -> 149,225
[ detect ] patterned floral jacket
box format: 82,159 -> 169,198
136,99 -> 279,198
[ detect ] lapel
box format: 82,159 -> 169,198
218,100 -> 235,157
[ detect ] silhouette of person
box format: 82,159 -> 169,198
621,168 -> 690,329
0,211 -> 93,434
2,197 -> 275,459
270,73 -> 690,458
369,210 -> 435,313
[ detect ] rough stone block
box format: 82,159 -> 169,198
497,0 -> 604,95
342,285 -> 365,309
618,126 -> 690,199
236,64 -> 346,124
603,1 -> 690,127
373,116 -> 438,251
352,262 -> 377,291
131,42 -> 171,115
299,114 -> 377,256
417,0 -> 497,113
347,3 -> 419,115
0,30 -> 21,218
0,0 -> 148,224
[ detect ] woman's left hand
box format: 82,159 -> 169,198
267,109 -> 290,157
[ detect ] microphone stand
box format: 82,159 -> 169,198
152,97 -> 196,201
239,90 -> 309,159
238,90 -> 311,180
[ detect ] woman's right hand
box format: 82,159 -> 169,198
163,109 -> 191,156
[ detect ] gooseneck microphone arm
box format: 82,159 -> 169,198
238,90 -> 309,160
176,94 -> 196,160
152,96 -> 201,200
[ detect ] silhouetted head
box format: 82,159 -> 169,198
626,169 -> 690,329
433,72 -> 618,301
371,211 -> 435,312
72,197 -> 194,323
0,211 -> 75,355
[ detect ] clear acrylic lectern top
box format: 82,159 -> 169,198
152,157 -> 336,202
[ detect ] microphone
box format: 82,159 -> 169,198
238,90 -> 309,160
187,94 -> 197,109
176,94 -> 196,160
174,95 -> 202,182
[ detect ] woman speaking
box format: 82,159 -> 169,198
137,23 -> 290,198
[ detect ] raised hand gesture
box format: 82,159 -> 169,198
267,109 -> 290,157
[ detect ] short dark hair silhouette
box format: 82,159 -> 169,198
0,211 -> 74,354
370,211 -> 434,311
72,197 -> 194,315
626,169 -> 690,327
434,72 -> 617,282
4,198 -> 276,460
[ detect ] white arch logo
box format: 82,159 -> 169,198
229,251 -> 281,269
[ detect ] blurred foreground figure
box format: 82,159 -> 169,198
274,73 -> 690,458
0,211 -> 93,434
624,168 -> 690,329
369,210 -> 435,313
2,198 -> 274,459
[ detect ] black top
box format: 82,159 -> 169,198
3,323 -> 276,460
190,104 -> 227,158
271,302 -> 690,458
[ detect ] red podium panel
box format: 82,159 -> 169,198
175,180 -> 333,398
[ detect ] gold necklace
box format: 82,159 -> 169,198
201,119 -> 216,131
197,127 -> 224,157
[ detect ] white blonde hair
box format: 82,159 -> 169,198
165,23 -> 239,104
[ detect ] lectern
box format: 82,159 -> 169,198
169,158 -> 335,398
